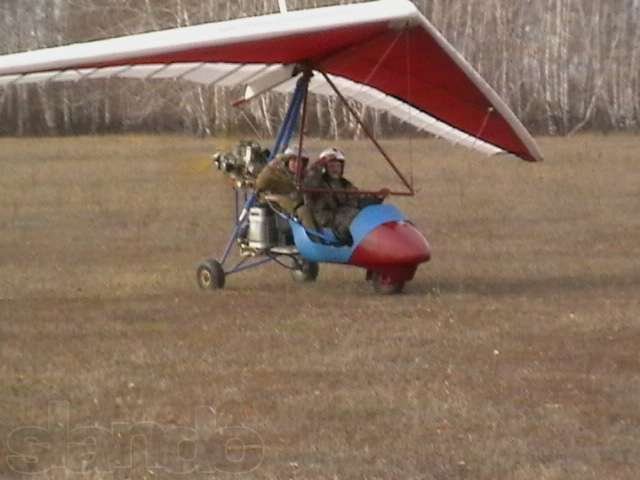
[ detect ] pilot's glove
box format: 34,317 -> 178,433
377,188 -> 390,198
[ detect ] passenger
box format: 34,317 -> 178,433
255,145 -> 318,230
305,147 -> 360,245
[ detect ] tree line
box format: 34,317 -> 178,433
1,0 -> 638,137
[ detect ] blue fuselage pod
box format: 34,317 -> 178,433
290,204 -> 430,281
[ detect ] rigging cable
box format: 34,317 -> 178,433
239,107 -> 264,141
406,24 -> 415,194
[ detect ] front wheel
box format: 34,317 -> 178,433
371,272 -> 404,295
197,259 -> 225,290
291,260 -> 319,283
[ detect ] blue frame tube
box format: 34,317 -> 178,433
225,257 -> 274,276
218,74 -> 311,268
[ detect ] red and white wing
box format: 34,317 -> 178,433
0,0 -> 542,162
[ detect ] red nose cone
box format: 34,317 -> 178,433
350,221 -> 431,269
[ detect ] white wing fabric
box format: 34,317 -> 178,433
0,0 -> 542,162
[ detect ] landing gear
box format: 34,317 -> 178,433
367,270 -> 405,295
197,259 -> 225,290
290,260 -> 319,283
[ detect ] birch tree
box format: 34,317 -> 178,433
1,0 -> 638,137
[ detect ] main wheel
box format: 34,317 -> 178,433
371,272 -> 404,295
197,259 -> 225,290
290,260 -> 319,283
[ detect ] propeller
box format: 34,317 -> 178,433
176,138 -> 238,176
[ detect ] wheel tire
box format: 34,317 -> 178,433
291,260 -> 319,283
197,260 -> 225,290
371,272 -> 404,295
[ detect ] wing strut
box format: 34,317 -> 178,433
217,72 -> 312,267
317,70 -> 414,197
295,69 -> 312,185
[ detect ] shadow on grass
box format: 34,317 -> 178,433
413,271 -> 640,297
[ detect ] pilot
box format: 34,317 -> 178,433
255,145 -> 318,230
304,147 -> 360,245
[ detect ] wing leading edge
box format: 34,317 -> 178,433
0,0 -> 542,162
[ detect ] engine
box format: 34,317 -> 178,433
212,140 -> 270,186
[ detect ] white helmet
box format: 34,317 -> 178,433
319,147 -> 345,162
283,145 -> 309,160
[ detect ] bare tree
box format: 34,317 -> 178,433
1,0 -> 638,137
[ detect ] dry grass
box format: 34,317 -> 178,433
0,133 -> 639,479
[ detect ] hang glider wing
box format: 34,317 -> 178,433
0,0 -> 542,162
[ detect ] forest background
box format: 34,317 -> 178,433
1,0 -> 638,138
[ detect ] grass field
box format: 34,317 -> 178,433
1,134 -> 639,479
